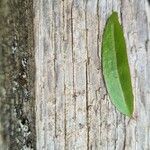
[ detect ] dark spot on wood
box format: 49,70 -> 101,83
21,117 -> 27,125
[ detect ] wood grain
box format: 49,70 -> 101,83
0,0 -> 150,149
34,0 -> 150,149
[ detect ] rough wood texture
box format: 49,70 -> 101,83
1,0 -> 150,150
0,0 -> 35,149
34,0 -> 150,150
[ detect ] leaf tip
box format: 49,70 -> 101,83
110,11 -> 118,20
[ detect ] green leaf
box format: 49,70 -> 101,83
101,12 -> 134,117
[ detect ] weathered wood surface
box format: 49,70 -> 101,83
1,0 -> 150,149
0,0 -> 35,149
34,0 -> 150,150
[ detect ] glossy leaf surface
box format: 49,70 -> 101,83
102,12 -> 134,117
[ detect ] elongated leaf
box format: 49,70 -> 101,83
101,12 -> 134,117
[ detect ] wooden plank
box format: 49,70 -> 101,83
0,0 -> 150,149
34,0 -> 150,149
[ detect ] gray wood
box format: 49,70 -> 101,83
1,0 -> 150,149
34,0 -> 150,150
